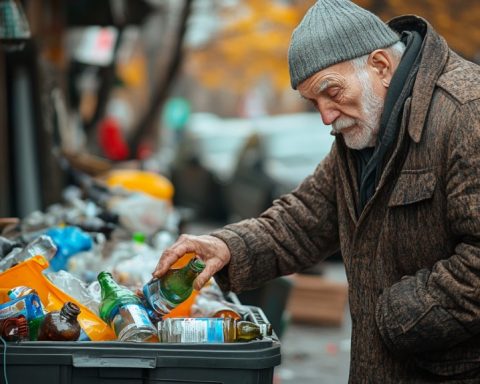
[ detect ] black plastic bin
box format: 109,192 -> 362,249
0,307 -> 281,384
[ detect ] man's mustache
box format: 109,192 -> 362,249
331,117 -> 357,134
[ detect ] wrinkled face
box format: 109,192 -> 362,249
297,59 -> 388,150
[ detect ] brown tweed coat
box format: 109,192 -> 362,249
213,15 -> 480,383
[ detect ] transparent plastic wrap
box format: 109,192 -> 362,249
101,235 -> 159,289
107,193 -> 171,236
45,270 -> 101,315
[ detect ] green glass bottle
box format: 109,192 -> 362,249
98,272 -> 158,342
157,318 -> 263,343
28,315 -> 45,341
142,257 -> 205,315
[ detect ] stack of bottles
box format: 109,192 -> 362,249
0,285 -> 81,342
138,257 -> 267,343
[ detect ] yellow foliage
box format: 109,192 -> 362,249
186,0 -> 315,93
187,0 -> 479,94
356,0 -> 480,59
117,55 -> 147,88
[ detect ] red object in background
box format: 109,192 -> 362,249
136,140 -> 153,160
98,117 -> 130,161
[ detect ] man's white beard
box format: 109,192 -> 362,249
332,75 -> 384,150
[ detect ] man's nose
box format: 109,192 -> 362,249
317,101 -> 340,125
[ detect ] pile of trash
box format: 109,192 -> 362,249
0,172 -> 269,343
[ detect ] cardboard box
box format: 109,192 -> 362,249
286,274 -> 348,327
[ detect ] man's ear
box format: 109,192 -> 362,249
368,49 -> 395,88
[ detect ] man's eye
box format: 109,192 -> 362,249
328,87 -> 340,98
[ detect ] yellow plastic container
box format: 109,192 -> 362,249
0,256 -> 116,341
105,170 -> 174,202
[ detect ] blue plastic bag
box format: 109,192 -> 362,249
46,227 -> 93,271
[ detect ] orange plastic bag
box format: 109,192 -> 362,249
0,256 -> 115,341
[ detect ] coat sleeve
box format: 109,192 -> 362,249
376,100 -> 480,354
210,146 -> 340,293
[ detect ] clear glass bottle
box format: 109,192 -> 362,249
157,317 -> 262,343
98,271 -> 158,342
142,257 -> 205,315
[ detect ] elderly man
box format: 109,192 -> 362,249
155,0 -> 480,381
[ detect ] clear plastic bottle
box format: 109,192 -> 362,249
17,234 -> 58,260
157,317 -> 262,343
0,235 -> 57,271
98,271 -> 158,342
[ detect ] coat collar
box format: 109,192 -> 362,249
388,15 -> 449,143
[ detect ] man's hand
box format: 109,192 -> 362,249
153,234 -> 231,291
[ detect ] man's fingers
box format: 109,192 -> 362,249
193,273 -> 210,291
153,239 -> 194,277
193,262 -> 219,291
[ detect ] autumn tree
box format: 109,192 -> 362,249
185,0 -> 315,93
358,0 -> 480,60
187,0 -> 479,94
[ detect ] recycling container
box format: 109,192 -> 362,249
0,306 -> 281,384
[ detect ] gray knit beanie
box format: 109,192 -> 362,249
288,0 -> 400,89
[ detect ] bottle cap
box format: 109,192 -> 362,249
132,232 -> 146,244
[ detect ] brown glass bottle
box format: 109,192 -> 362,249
38,302 -> 81,341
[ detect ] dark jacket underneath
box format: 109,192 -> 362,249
212,15 -> 480,383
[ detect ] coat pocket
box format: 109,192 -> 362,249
388,170 -> 437,207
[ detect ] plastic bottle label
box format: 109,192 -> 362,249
143,281 -> 173,315
0,294 -> 45,321
111,304 -> 154,340
180,318 -> 224,343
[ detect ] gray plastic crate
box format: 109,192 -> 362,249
0,307 -> 281,384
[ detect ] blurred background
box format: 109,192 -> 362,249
0,0 -> 478,382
